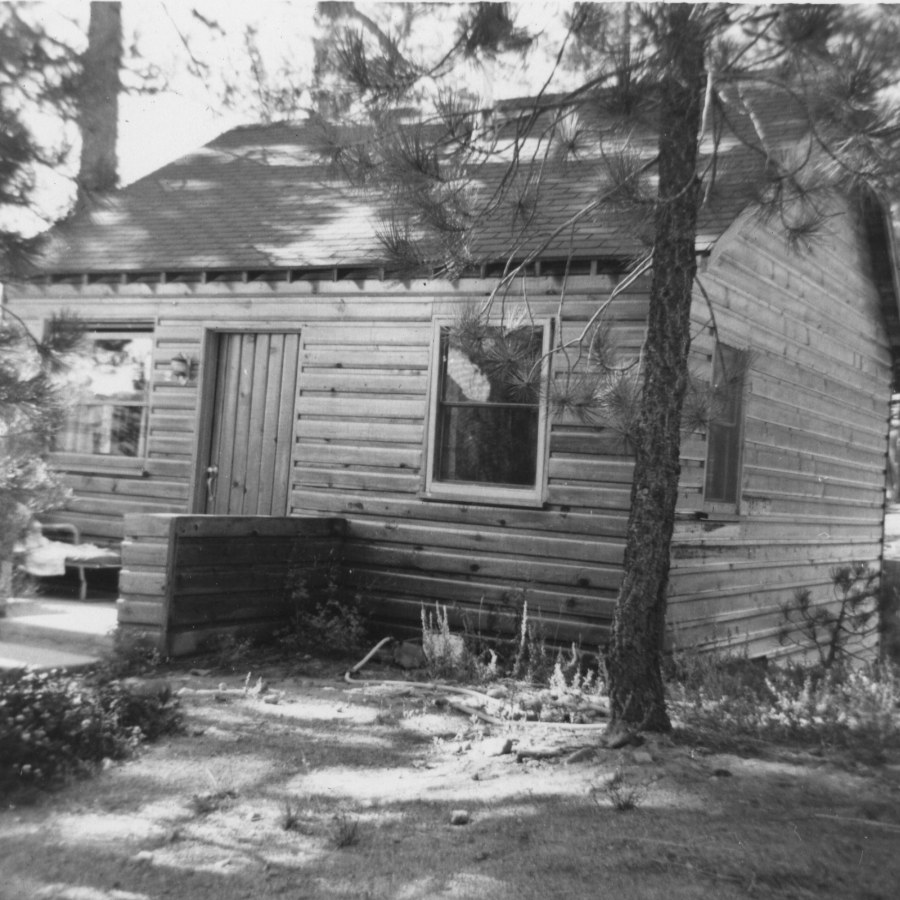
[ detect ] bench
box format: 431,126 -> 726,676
21,523 -> 122,601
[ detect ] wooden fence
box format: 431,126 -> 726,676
118,514 -> 346,656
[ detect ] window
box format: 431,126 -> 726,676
54,326 -> 153,458
424,318 -> 551,505
704,343 -> 746,506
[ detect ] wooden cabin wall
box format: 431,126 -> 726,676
8,205 -> 893,659
5,274 -> 648,648
670,207 -> 893,658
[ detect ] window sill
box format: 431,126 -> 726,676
420,484 -> 546,509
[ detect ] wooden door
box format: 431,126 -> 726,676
204,332 -> 300,515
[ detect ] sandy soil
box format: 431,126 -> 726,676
2,657 -> 900,900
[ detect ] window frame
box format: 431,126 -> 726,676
50,321 -> 154,468
421,315 -> 553,508
703,341 -> 747,512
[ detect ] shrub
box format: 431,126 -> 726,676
667,648 -> 900,758
0,667 -> 182,797
778,563 -> 883,668
280,550 -> 369,656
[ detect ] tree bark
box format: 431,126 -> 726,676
77,1 -> 122,205
606,4 -> 705,732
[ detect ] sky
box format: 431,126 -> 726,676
14,1 -> 574,229
118,0 -> 571,184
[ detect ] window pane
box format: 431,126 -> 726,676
704,344 -> 744,504
433,323 -> 544,490
442,328 -> 543,405
436,405 -> 539,485
55,331 -> 152,457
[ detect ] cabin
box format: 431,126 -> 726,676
4,93 -> 899,658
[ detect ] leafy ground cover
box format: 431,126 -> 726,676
1,649 -> 899,900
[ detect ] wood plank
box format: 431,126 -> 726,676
548,457 -> 635,483
300,371 -> 428,394
301,349 -> 429,369
348,543 -> 624,591
347,519 -> 626,565
352,569 -> 618,618
297,397 -> 424,418
169,515 -> 343,539
117,600 -> 168,626
120,570 -> 167,595
296,442 -> 421,469
298,420 -> 423,443
209,333 -> 241,513
546,483 -> 632,510
272,332 -> 302,516
243,332 -> 273,513
290,488 -> 630,537
173,565 -> 290,594
294,467 -> 420,493
256,333 -> 286,515
227,333 -> 257,514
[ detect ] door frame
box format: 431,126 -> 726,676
188,323 -> 304,514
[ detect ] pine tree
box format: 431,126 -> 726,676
312,2 -> 900,730
1,3 -> 122,609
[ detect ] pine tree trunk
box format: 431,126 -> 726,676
77,1 -> 122,204
606,5 -> 705,732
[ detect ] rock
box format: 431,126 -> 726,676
450,809 -> 470,826
481,737 -> 514,757
122,678 -> 171,698
516,745 -> 562,762
632,750 -> 654,765
393,641 -> 427,670
565,747 -> 597,765
603,728 -> 644,749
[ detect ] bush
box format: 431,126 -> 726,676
280,550 -> 369,656
778,563 -> 883,668
0,667 -> 182,797
667,649 -> 900,758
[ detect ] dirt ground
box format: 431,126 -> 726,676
2,656 -> 900,900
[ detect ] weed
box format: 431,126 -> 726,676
421,603 -> 466,678
330,811 -> 360,848
280,796 -> 304,832
667,646 -> 900,760
510,600 -> 553,683
592,769 -> 645,812
189,789 -> 237,816
108,629 -> 163,677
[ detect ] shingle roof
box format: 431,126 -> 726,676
28,93 -> 792,277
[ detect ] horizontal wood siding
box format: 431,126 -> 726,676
8,208 -> 895,659
290,280 -> 645,646
6,275 -> 642,646
670,205 -> 892,656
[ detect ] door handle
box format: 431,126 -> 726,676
206,465 -> 218,506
